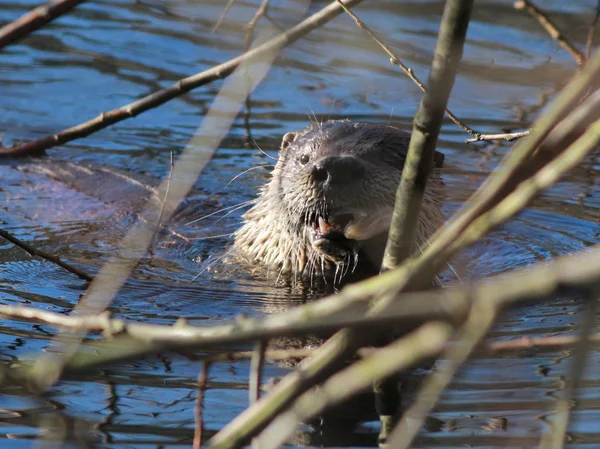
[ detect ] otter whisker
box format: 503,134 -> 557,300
225,165 -> 272,188
185,199 -> 257,226
215,201 -> 261,224
252,139 -> 279,161
189,232 -> 236,241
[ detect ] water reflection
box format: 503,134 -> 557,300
1,0 -> 600,447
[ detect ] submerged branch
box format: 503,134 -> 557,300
0,228 -> 92,282
193,362 -> 210,449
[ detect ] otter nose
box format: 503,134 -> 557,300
311,156 -> 365,185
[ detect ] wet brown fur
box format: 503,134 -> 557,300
234,120 -> 444,284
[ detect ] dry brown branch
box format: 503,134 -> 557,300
586,0 -> 600,60
465,129 -> 530,143
0,0 -> 365,158
3,304 -> 600,360
193,362 -> 210,449
514,0 -> 584,66
0,0 -> 86,51
0,228 -> 92,282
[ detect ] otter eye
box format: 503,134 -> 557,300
299,154 -> 310,165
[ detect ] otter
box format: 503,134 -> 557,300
234,120 -> 445,283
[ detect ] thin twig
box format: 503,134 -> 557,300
336,0 -> 481,139
586,0 -> 600,60
514,0 -> 584,66
245,0 -> 270,50
466,130 -> 530,143
484,333 -> 600,353
212,0 -> 236,33
242,0 -> 270,151
193,362 -> 210,449
0,228 -> 92,282
0,0 -> 365,158
249,341 -> 265,405
0,0 -> 87,51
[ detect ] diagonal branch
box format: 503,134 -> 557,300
514,0 -> 584,66
0,0 -> 86,51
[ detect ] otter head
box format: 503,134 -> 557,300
235,120 -> 444,283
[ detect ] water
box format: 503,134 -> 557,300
1,0 -> 600,447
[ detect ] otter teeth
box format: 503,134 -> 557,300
318,216 -> 330,233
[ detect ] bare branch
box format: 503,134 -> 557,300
465,130 -> 530,143
212,0 -> 236,33
0,228 -> 92,282
0,0 -> 86,51
539,291 -> 598,449
249,341 -> 265,405
514,0 -> 584,66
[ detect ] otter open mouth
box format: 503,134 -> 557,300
307,213 -> 358,262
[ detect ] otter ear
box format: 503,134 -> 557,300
280,132 -> 297,151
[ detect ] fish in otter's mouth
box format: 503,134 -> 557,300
306,211 -> 359,263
